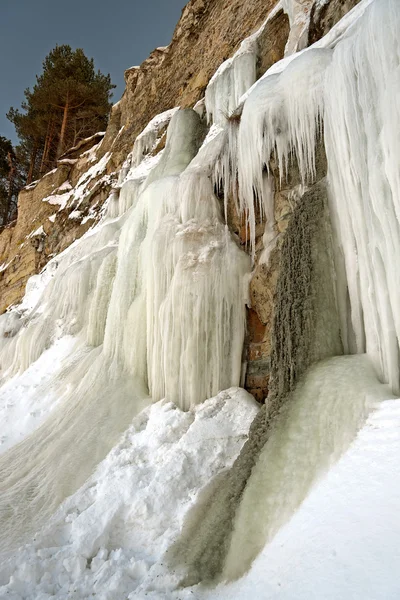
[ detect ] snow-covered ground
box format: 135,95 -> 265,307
0,388 -> 258,600
0,336 -> 76,454
196,399 -> 400,600
0,389 -> 398,599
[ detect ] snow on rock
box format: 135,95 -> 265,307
42,151 -> 112,215
42,191 -> 72,211
0,389 -> 258,600
57,181 -> 72,193
27,225 -> 46,239
68,210 -> 82,220
131,108 -> 179,168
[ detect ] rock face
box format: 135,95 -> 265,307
0,0 -> 361,397
308,0 -> 361,44
109,0 -> 282,167
0,0 -> 285,315
0,155 -> 113,313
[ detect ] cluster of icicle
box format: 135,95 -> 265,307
0,109 -> 250,412
207,0 -> 400,393
0,108 -> 250,554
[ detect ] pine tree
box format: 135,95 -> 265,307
0,136 -> 22,227
8,45 -> 115,183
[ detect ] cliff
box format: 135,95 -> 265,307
0,0 -> 360,399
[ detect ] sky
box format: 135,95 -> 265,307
0,0 -> 188,144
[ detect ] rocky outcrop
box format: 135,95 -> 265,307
308,0 -> 361,44
0,0 -> 285,314
0,158 -> 114,313
106,0 -> 284,167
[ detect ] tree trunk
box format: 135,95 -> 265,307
40,117 -> 55,175
57,96 -> 69,158
27,143 -> 38,185
40,120 -> 52,175
1,152 -> 16,225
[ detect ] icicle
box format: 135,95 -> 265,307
324,0 -> 400,392
220,47 -> 331,258
205,39 -> 257,126
131,107 -> 179,167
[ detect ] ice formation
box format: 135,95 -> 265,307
211,0 -> 400,392
0,0 -> 399,595
167,0 -> 400,585
205,39 -> 257,126
131,107 -> 178,167
324,0 -> 400,392
223,355 -> 393,580
0,108 -> 250,556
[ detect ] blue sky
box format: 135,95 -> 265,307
1,0 -> 187,143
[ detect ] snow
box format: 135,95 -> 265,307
42,168 -> 58,179
190,397 -> 400,600
68,210 -> 82,220
0,336 -> 76,454
57,181 -> 72,193
223,355 -> 393,580
42,191 -> 72,211
27,225 -> 45,238
131,107 -> 179,167
42,152 -> 112,215
58,158 -> 78,165
0,389 -> 258,600
0,260 -> 11,273
107,153 -> 163,219
0,372 -> 398,600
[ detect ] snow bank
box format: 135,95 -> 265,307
0,389 -> 258,600
0,336 -> 76,454
192,397 -> 400,600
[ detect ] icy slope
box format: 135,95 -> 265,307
0,389 -> 258,600
195,398 -> 400,600
1,384 -> 398,600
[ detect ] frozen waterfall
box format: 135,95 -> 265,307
0,109 -> 250,555
0,0 -> 399,590
168,0 -> 400,584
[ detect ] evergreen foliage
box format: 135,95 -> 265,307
7,45 -> 115,186
0,136 -> 23,227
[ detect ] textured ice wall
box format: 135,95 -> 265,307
167,182 -> 343,584
169,0 -> 400,582
0,109 -> 251,555
223,354 -> 393,580
212,0 -> 400,393
324,0 -> 400,392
